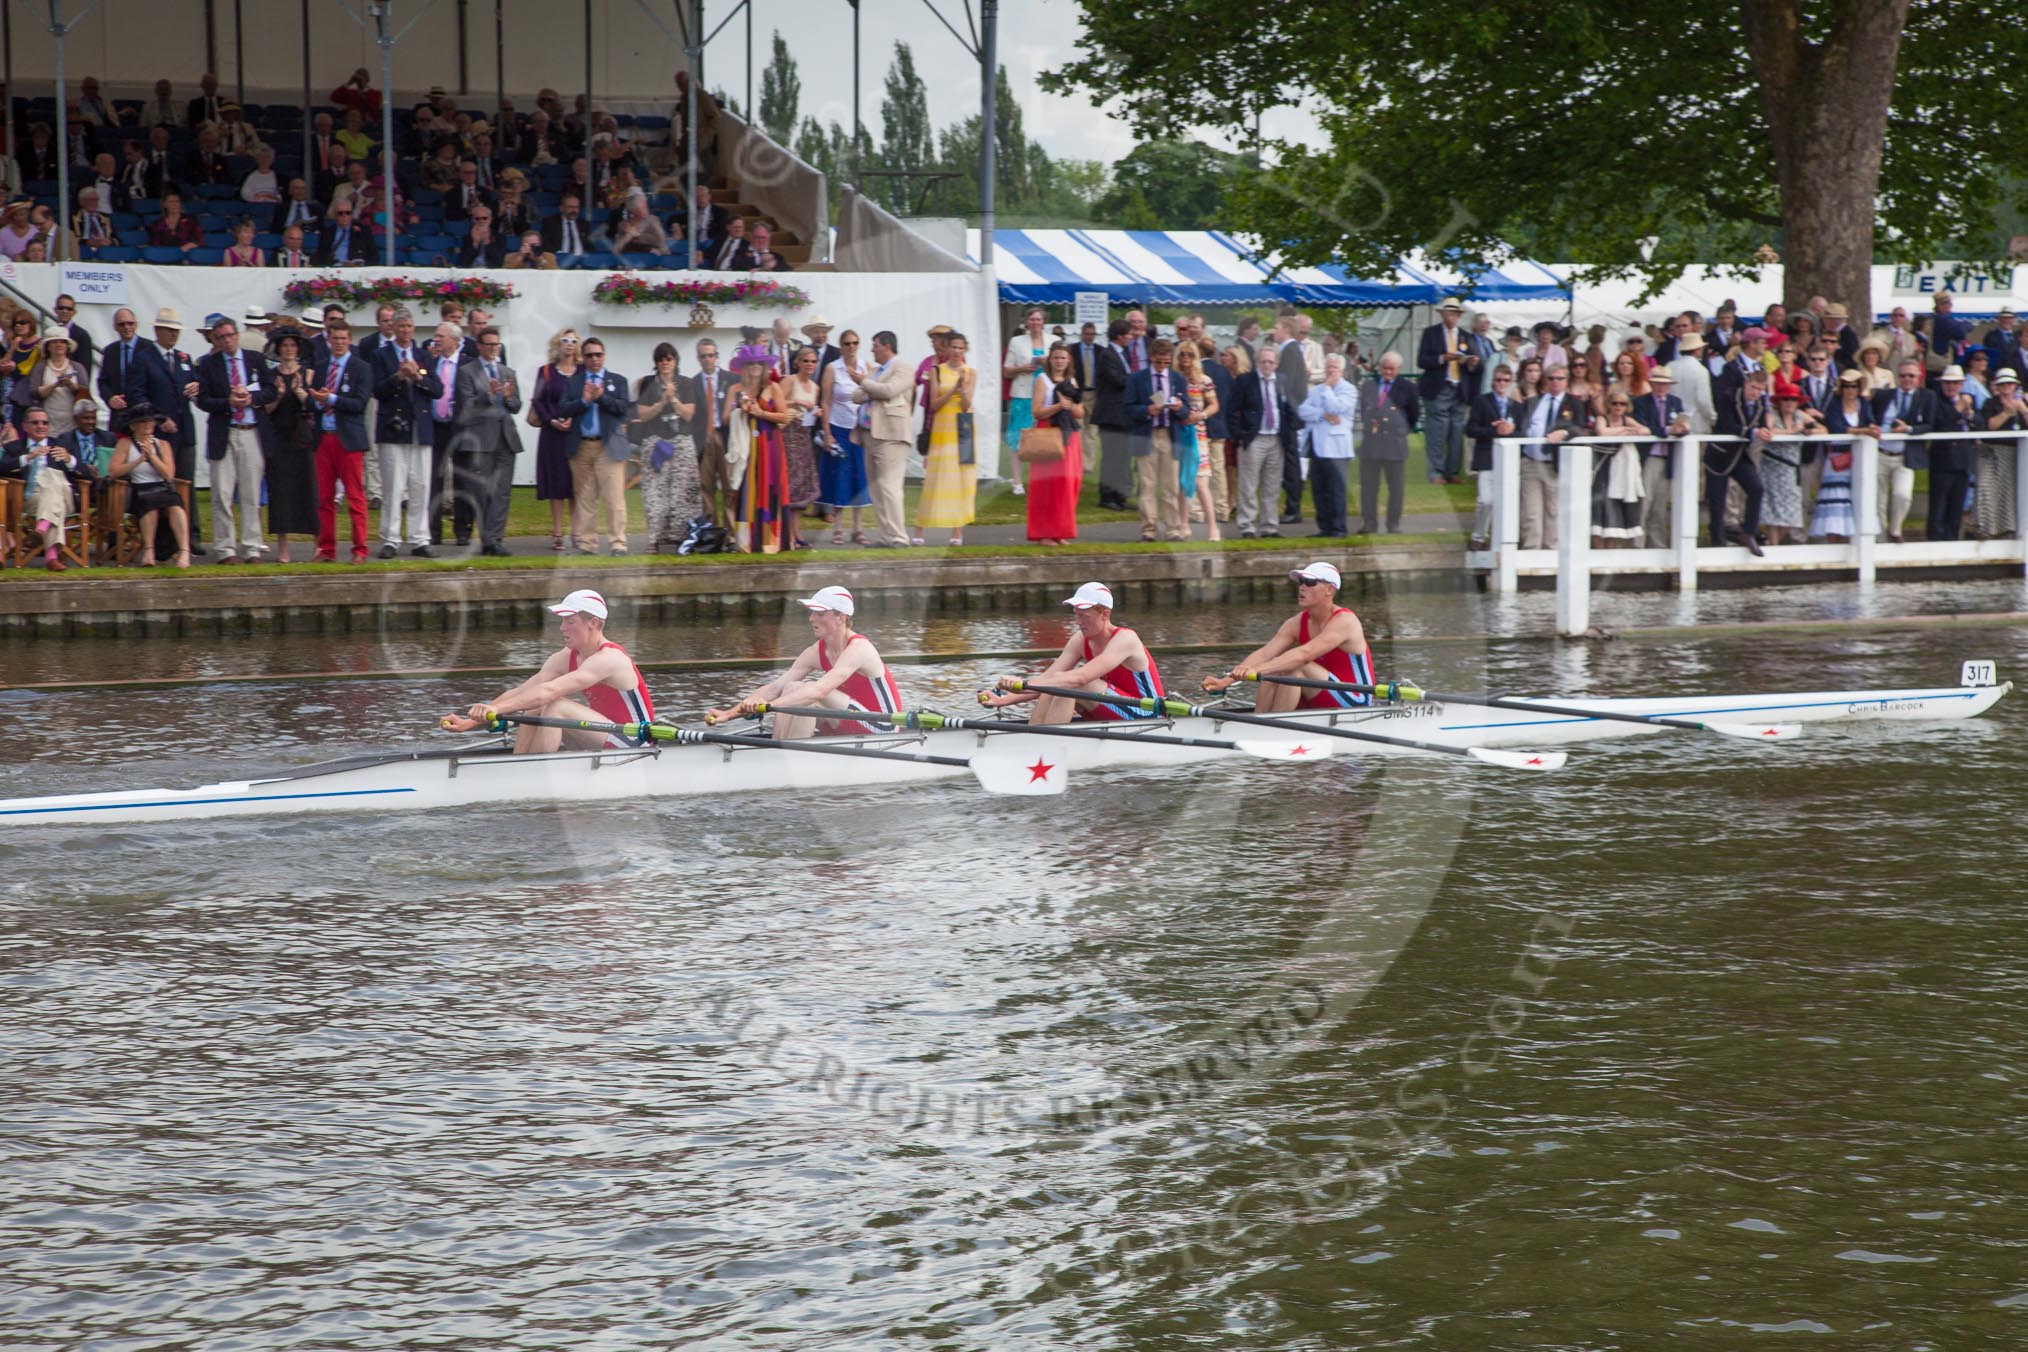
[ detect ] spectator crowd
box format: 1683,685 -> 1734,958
0,69 -> 796,271
1428,290 -> 2024,555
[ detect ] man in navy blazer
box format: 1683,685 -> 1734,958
1465,364 -> 1526,549
195,317 -> 279,562
1123,338 -> 1190,541
1632,367 -> 1687,548
1226,344 -> 1298,537
309,325 -> 375,561
1089,319 -> 1134,511
1871,358 -> 1937,543
369,307 -> 447,557
98,308 -> 179,430
560,335 -> 634,554
313,202 -> 370,267
1416,298 -> 1477,483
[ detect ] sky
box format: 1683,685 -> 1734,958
696,0 -> 1326,167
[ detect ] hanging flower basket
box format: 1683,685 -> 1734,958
591,274 -> 810,310
281,275 -> 519,309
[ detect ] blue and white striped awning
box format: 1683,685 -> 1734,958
965,229 -> 1568,309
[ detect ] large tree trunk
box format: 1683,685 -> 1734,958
1741,0 -> 1910,322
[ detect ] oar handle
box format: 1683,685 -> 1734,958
1251,673 -> 1428,702
484,711 -> 675,743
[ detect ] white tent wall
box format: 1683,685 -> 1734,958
4,0 -> 683,107
0,262 -> 998,486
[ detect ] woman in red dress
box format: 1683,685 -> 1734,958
725,344 -> 793,553
1024,342 -> 1084,545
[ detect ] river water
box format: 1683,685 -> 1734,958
3,579 -> 2026,1349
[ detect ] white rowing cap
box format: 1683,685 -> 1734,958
1290,561 -> 1342,589
549,588 -> 609,620
1063,581 -> 1114,610
800,585 -> 856,616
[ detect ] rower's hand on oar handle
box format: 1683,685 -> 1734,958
440,704 -> 499,733
977,689 -> 1019,708
704,698 -> 760,725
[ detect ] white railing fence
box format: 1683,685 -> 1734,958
1479,431 -> 2028,636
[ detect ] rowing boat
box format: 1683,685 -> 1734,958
0,671 -> 2007,826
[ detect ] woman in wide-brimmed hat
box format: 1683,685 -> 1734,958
108,403 -> 191,567
32,326 -> 88,434
0,200 -> 36,259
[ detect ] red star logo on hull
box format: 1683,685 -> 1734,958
1759,727 -> 1779,737
1526,756 -> 1544,766
1027,757 -> 1055,783
1287,745 -> 1312,756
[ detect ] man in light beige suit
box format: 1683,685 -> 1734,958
849,329 -> 916,547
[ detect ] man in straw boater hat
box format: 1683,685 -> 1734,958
443,589 -> 658,752
800,315 -> 840,374
707,585 -> 906,740
984,581 -> 1166,725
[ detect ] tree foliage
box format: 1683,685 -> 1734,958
757,31 -> 801,146
1044,0 -> 2028,303
876,42 -> 937,214
1096,141 -> 1244,230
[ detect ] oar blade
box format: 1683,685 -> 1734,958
970,751 -> 1070,796
1232,737 -> 1337,761
1467,746 -> 1568,771
1704,720 -> 1803,742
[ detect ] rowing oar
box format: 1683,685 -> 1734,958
1239,675 -> 1802,742
998,682 -> 1565,771
456,712 -> 1067,796
738,703 -> 1339,762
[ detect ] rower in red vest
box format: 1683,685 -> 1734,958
708,585 -> 903,739
984,581 -> 1166,724
441,589 -> 656,751
1203,561 -> 1374,712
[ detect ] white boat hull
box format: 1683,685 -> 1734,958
0,682 -> 2007,826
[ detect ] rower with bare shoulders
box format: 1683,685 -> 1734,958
1202,561 -> 1375,712
983,581 -> 1166,725
705,585 -> 903,740
440,589 -> 656,751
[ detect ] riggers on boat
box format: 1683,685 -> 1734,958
0,666 -> 2006,827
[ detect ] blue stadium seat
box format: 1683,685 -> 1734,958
131,200 -> 162,218
23,180 -> 55,197
412,234 -> 456,254
636,115 -> 671,132
196,184 -> 238,201
411,188 -> 445,207
116,229 -> 149,247
140,246 -> 187,265
255,232 -> 282,250
92,246 -> 141,263
618,253 -> 662,270
187,247 -> 225,266
573,252 -> 621,270
111,212 -> 140,230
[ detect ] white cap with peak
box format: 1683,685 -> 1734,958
548,588 -> 608,619
1063,581 -> 1114,610
1290,561 -> 1342,589
799,585 -> 856,616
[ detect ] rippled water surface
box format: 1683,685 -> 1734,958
4,580 -> 2026,1348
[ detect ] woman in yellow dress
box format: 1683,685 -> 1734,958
915,330 -> 978,547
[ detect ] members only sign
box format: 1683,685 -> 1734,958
60,262 -> 129,306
